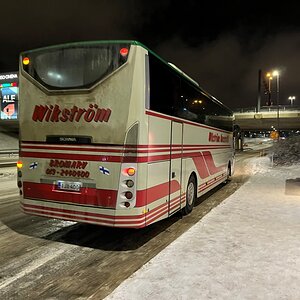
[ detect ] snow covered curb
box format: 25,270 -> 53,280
106,157 -> 300,300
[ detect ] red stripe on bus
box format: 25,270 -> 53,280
20,151 -> 124,162
21,144 -> 230,153
202,151 -> 226,175
192,153 -> 210,179
22,206 -> 114,226
146,194 -> 181,219
20,150 -> 223,163
23,182 -> 118,208
146,110 -> 231,134
136,180 -> 181,207
23,179 -> 180,209
146,209 -> 168,226
144,151 -> 227,163
198,174 -> 226,192
21,192 -> 185,228
21,142 -> 231,149
21,145 -> 124,153
21,202 -> 144,220
20,146 -> 230,159
21,206 -> 146,228
145,194 -> 185,226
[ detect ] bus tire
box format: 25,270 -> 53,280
182,175 -> 196,215
225,162 -> 231,183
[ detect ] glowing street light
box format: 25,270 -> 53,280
266,73 -> 273,90
288,96 -> 296,106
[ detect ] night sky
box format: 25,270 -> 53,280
1,0 -> 300,109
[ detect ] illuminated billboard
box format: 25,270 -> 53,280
0,72 -> 18,120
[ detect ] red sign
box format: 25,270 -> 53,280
46,159 -> 90,178
32,104 -> 111,123
208,132 -> 229,143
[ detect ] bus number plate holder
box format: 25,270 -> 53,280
57,180 -> 82,192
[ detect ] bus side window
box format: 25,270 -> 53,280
149,54 -> 181,116
179,79 -> 207,123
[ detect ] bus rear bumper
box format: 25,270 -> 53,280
20,197 -> 147,229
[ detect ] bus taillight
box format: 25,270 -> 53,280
120,48 -> 129,57
125,191 -> 133,199
22,57 -> 30,65
17,161 -> 23,168
126,167 -> 135,176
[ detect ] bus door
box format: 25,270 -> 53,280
169,121 -> 183,215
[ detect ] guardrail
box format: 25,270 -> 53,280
0,161 -> 17,168
234,105 -> 300,113
0,149 -> 19,155
0,149 -> 18,168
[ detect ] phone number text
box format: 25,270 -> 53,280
46,168 -> 90,178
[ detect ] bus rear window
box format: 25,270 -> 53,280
22,43 -> 130,90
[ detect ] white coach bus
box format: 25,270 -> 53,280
17,41 -> 235,228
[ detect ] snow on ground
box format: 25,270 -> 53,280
105,157 -> 300,300
243,137 -> 273,151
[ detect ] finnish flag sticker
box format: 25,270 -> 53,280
29,162 -> 38,169
99,166 -> 110,175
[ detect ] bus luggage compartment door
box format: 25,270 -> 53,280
169,121 -> 183,215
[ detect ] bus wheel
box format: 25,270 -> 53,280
182,175 -> 196,215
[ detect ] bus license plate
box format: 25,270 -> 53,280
57,180 -> 82,192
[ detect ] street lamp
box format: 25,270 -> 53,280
288,96 -> 296,106
272,70 -> 280,139
266,73 -> 273,89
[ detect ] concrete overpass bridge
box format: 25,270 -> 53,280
234,106 -> 300,131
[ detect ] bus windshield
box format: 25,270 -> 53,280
22,42 -> 130,90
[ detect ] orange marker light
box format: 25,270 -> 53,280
127,167 -> 135,176
17,161 -> 23,168
23,57 -> 30,65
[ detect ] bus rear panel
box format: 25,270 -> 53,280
19,41 -> 150,228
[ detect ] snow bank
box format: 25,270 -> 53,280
272,136 -> 300,166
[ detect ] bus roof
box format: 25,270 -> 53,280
21,40 -> 232,113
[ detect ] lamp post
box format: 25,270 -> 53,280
257,69 -> 261,112
273,70 -> 280,139
288,96 -> 296,106
266,73 -> 273,105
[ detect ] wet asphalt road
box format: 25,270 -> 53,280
0,151 -> 257,299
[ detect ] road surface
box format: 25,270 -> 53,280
0,151 -> 259,299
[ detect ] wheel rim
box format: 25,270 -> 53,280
187,182 -> 195,206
